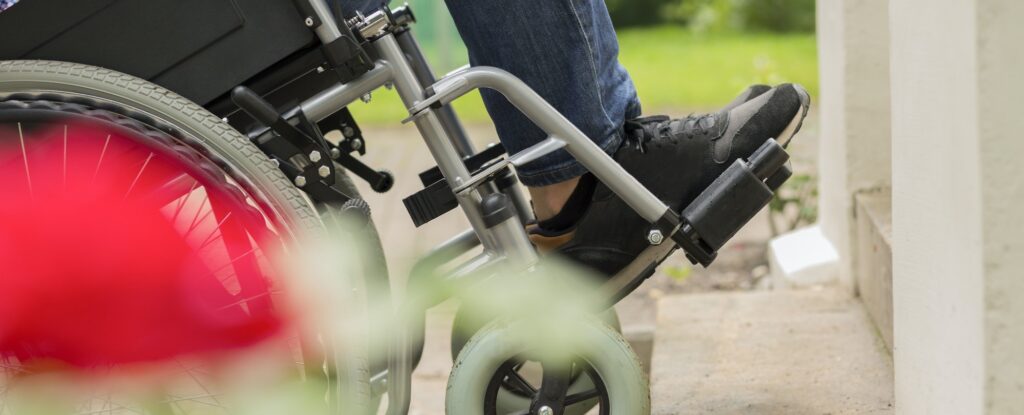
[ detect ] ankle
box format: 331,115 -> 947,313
528,177 -> 580,221
528,175 -> 597,231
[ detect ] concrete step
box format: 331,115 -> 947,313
855,190 -> 893,352
651,289 -> 894,414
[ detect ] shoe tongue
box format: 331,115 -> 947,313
536,174 -> 597,233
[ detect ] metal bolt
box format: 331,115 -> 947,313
384,82 -> 394,90
270,159 -> 280,168
304,17 -> 315,27
360,93 -> 372,103
647,229 -> 665,245
309,150 -> 322,163
350,138 -> 363,151
330,147 -> 342,159
294,176 -> 307,187
318,165 -> 332,178
316,66 -> 326,73
342,126 -> 356,137
537,406 -> 553,415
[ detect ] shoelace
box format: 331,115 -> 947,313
674,113 -> 718,136
626,113 -> 716,153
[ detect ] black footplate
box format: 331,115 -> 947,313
673,138 -> 792,266
404,144 -> 509,227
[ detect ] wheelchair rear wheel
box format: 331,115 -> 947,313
0,60 -> 373,414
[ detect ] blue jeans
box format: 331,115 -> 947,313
340,0 -> 641,186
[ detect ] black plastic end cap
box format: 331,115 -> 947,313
481,193 -> 515,228
372,170 -> 395,193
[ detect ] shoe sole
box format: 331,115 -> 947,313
776,85 -> 811,147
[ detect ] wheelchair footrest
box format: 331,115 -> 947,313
403,144 -> 513,227
675,139 -> 790,266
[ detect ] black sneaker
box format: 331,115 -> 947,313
531,83 -> 810,275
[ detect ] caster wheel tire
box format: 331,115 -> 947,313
450,306 -> 621,415
446,317 -> 649,415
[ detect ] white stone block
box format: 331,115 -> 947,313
768,225 -> 839,288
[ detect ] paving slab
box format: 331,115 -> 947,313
652,289 -> 894,415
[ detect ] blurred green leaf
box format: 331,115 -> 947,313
664,264 -> 693,282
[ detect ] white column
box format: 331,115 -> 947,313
890,0 -> 1024,412
772,0 -> 891,290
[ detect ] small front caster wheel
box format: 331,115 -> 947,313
445,318 -> 649,415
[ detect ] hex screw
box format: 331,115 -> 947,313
318,165 -> 332,178
647,229 -> 665,245
309,150 -> 322,163
343,126 -> 356,137
537,406 -> 553,415
360,93 -> 372,103
350,138 -> 363,151
294,176 -> 307,187
330,148 -> 342,159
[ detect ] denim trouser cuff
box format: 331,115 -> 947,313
514,130 -> 624,187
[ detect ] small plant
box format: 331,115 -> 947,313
768,172 -> 818,236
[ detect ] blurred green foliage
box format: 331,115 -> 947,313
607,0 -> 815,33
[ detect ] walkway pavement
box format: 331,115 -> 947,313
346,113 -> 891,414
652,289 -> 894,414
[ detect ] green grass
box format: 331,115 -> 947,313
349,26 -> 817,125
620,26 -> 818,111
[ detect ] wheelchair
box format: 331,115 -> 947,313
0,1 -> 793,414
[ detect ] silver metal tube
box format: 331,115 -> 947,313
373,35 -> 472,184
409,228 -> 481,278
505,184 -> 535,224
300,63 -> 393,122
307,0 -> 343,42
445,251 -> 501,281
489,215 -> 536,265
372,35 -> 510,253
428,67 -> 670,223
394,29 -> 476,157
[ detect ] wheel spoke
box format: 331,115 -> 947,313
17,122 -> 33,199
62,124 -> 68,189
503,368 -> 537,396
564,389 -> 601,406
90,134 -> 111,184
123,152 -> 154,199
145,173 -> 199,208
197,212 -> 233,249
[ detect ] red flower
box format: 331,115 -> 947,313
0,120 -> 284,368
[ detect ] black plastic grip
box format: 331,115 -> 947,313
748,138 -> 789,179
671,139 -> 791,267
231,86 -> 281,126
681,159 -> 774,252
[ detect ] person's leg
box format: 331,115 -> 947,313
335,0 -> 810,275
443,0 -> 642,219
332,0 -> 632,219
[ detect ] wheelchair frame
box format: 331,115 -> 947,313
232,2 -> 792,413
0,0 -> 793,412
